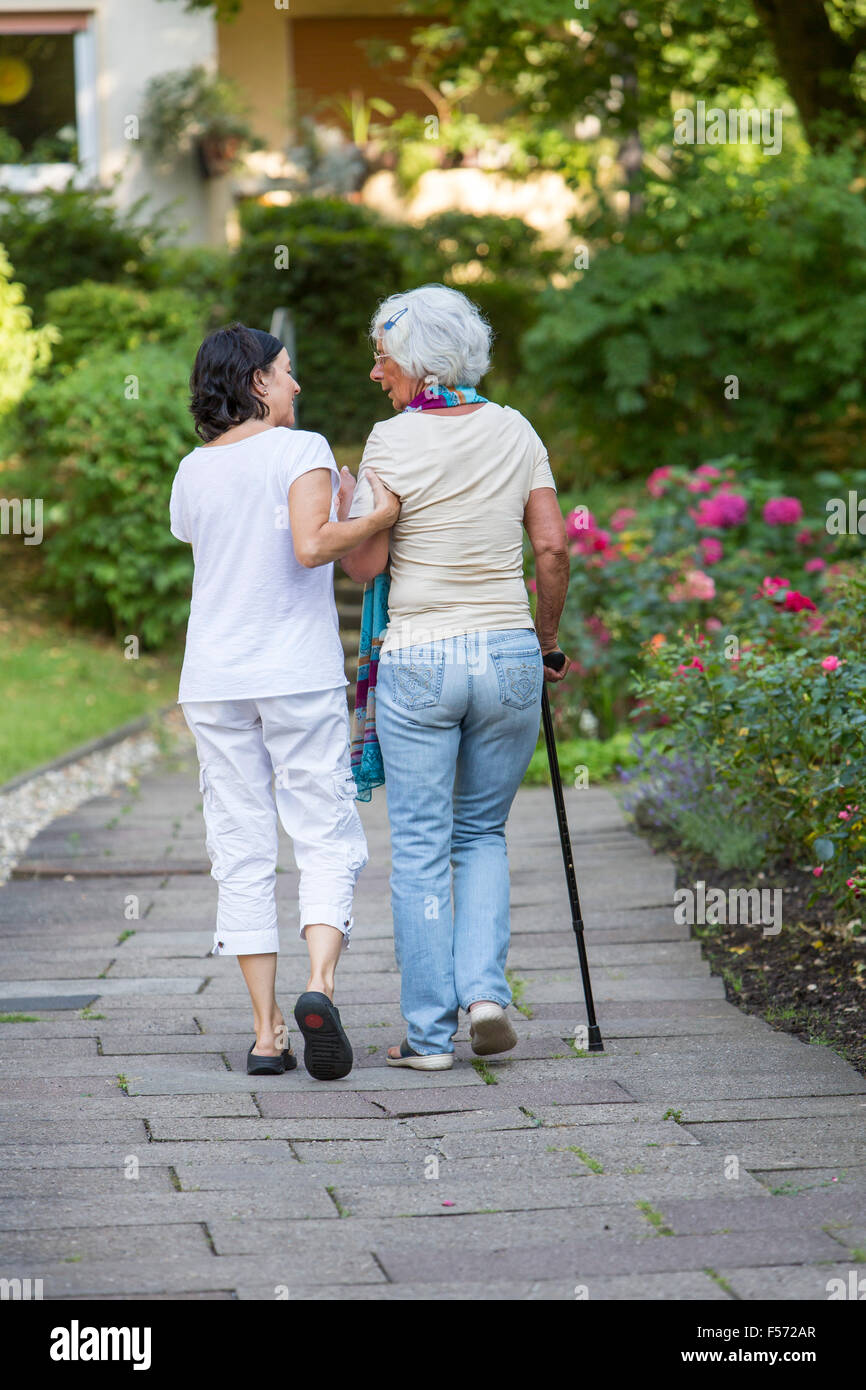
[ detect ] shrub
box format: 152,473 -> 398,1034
523,147 -> 866,479
44,281 -> 206,369
230,198 -> 405,442
532,454 -> 862,739
0,244 -> 55,418
0,184 -> 165,319
405,212 -> 562,385
627,570 -> 866,901
6,341 -> 197,646
151,243 -> 234,330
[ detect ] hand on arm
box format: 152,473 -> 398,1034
289,467 -> 399,568
524,486 -> 571,682
337,459 -> 393,583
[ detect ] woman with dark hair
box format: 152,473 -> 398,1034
169,321 -> 399,1080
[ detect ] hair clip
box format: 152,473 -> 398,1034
383,307 -> 409,330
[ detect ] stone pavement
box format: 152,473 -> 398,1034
1,740 -> 864,1302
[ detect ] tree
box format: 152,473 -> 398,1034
0,246 -> 55,419
421,0 -> 866,152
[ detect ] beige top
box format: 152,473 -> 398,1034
348,402 -> 557,655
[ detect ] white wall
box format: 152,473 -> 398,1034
0,0 -> 221,243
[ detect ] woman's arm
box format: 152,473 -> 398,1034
524,486 -> 570,682
340,529 -> 391,584
336,458 -> 391,583
289,467 -> 399,568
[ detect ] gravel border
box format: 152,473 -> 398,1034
0,710 -> 185,887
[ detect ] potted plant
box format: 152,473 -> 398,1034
140,65 -> 262,178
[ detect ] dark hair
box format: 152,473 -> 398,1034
189,321 -> 285,442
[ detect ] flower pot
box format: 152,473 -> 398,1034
196,134 -> 242,179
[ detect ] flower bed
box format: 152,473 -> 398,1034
532,455 -> 866,915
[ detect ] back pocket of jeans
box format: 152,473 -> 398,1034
389,658 -> 445,710
491,649 -> 542,709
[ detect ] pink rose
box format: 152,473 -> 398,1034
763,497 -> 804,526
812,865 -> 824,877
699,537 -> 723,565
646,466 -> 672,497
804,557 -> 826,573
573,527 -> 610,555
783,590 -> 817,613
796,528 -> 815,546
759,576 -> 790,598
565,507 -> 595,539
693,492 -> 748,528
822,656 -> 841,671
610,506 -> 637,532
674,658 -> 705,675
669,569 -> 716,603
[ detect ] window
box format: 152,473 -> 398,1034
0,11 -> 97,188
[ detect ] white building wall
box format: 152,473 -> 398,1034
0,0 -> 222,243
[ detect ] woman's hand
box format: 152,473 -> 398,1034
541,646 -> 570,683
367,466 -> 401,527
336,466 -> 356,522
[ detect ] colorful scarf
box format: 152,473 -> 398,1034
350,384 -> 488,799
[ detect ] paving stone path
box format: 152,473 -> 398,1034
1,739 -> 864,1301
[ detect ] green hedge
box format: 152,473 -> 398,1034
0,185 -> 163,320
7,341 -> 197,647
230,199 -> 404,442
522,147 -> 866,480
44,282 -> 205,369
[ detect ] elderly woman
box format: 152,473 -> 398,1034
170,322 -> 399,1081
341,284 -> 570,1069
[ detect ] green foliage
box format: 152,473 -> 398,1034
44,281 -> 205,369
6,342 -> 197,646
0,245 -> 55,417
629,571 -> 866,900
535,452 -> 862,739
231,200 -> 562,435
523,730 -> 643,786
403,212 -> 563,382
0,185 -> 164,319
231,199 -> 410,442
426,0 -> 864,150
140,64 -> 262,167
152,243 -> 234,329
523,148 -> 866,478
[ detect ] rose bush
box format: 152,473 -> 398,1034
535,455 -> 864,739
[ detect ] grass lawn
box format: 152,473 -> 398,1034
0,605 -> 181,785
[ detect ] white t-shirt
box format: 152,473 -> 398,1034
169,427 -> 347,702
348,403 -> 557,654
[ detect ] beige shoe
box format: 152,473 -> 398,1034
469,1003 -> 518,1056
386,1040 -> 454,1070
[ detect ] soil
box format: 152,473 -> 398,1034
641,827 -> 866,1077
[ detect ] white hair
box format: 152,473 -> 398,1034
370,283 -> 492,388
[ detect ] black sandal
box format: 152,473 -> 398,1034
246,1041 -> 298,1075
293,991 -> 353,1081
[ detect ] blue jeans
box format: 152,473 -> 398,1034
376,628 -> 543,1054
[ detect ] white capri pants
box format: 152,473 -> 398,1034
181,687 -> 369,957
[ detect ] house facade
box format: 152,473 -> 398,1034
0,1 -> 576,246
0,0 -> 436,242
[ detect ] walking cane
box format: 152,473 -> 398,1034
541,652 -> 604,1051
